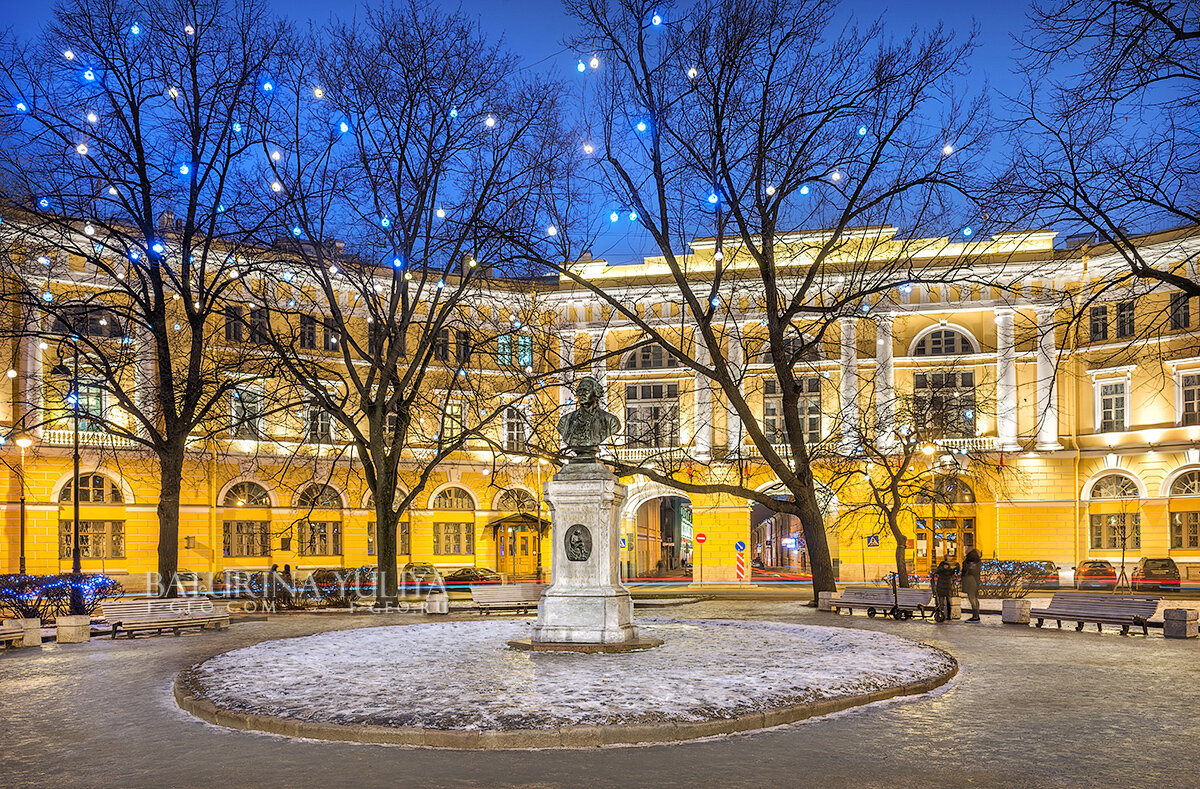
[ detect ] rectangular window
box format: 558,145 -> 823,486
1099,381 -> 1127,432
368,322 -> 384,356
231,384 -> 263,439
1089,305 -> 1108,342
516,335 -> 533,368
1170,292 -> 1191,330
625,382 -> 681,448
1116,301 -> 1135,338
299,314 -> 317,349
367,521 -> 409,556
298,520 -> 342,556
248,306 -> 269,344
433,522 -> 474,555
1089,513 -> 1141,550
456,329 -> 471,365
434,329 -> 451,362
442,401 -> 465,440
497,334 -> 513,366
763,378 -> 821,444
1171,512 -> 1200,549
76,382 -> 106,432
306,405 -> 334,443
59,520 -> 124,559
913,370 -> 976,439
504,405 -> 530,451
222,520 -> 270,557
225,305 -> 244,343
1182,374 -> 1200,426
322,319 -> 340,351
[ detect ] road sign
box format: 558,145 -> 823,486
736,552 -> 746,581
695,533 -> 707,544
866,535 -> 880,547
620,537 -> 626,549
734,540 -> 746,552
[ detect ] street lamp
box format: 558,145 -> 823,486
50,343 -> 84,615
15,435 -> 31,575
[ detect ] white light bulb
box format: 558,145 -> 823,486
800,185 -> 810,195
86,112 -> 98,123
629,210 -> 638,221
75,143 -> 88,155
577,60 -> 586,73
185,25 -> 195,35
687,66 -> 698,79
436,207 -> 445,219
271,150 -> 281,161
271,181 -> 282,192
582,143 -> 594,154
338,121 -> 349,133
5,369 -> 15,379
329,265 -> 339,274
84,224 -> 94,235
404,271 -> 412,280
130,24 -> 140,35
765,185 -> 776,196
39,342 -> 48,350
546,225 -> 557,236
636,120 -> 647,132
485,115 -> 496,127
229,270 -> 239,278
167,87 -> 179,99
831,171 -> 842,181
590,56 -> 599,69
714,250 -> 724,261
943,144 -> 954,156
610,211 -> 619,223
84,70 -> 95,82
313,87 -> 324,99
651,13 -> 663,25
64,50 -> 74,60
179,164 -> 189,175
108,187 -> 117,195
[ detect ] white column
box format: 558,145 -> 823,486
692,333 -> 712,461
725,331 -> 743,454
1035,306 -> 1063,450
994,308 -> 1020,451
874,314 -> 895,451
558,332 -> 574,410
840,318 -> 859,452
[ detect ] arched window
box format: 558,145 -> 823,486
51,305 -> 123,338
59,474 -> 123,503
1090,474 -> 1139,499
622,344 -> 679,370
433,487 -> 475,510
917,477 -> 975,504
297,484 -> 342,509
497,489 -> 536,513
223,481 -> 270,507
914,329 -> 975,356
1171,470 -> 1200,496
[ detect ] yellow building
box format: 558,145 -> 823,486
3,224 -> 1200,590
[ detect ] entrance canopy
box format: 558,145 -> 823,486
488,512 -> 551,534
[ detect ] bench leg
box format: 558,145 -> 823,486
1036,618 -> 1044,628
1120,625 -> 1129,636
1096,623 -> 1102,633
1056,620 -> 1062,629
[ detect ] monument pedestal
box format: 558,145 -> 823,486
530,461 -> 640,646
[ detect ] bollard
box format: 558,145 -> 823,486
424,592 -> 449,615
55,615 -> 92,643
817,591 -> 834,612
1002,599 -> 1032,625
1163,608 -> 1198,639
3,618 -> 42,648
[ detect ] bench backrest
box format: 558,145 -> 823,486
103,598 -> 229,620
470,584 -> 546,603
895,588 -> 932,606
834,586 -> 898,604
1042,592 -> 1161,618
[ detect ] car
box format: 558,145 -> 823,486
751,557 -> 765,570
442,567 -> 503,587
1073,559 -> 1117,589
1027,560 -> 1061,589
211,570 -> 262,598
1132,557 -> 1180,592
174,571 -> 209,596
400,562 -> 443,593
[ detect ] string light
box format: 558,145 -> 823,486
589,56 -> 599,69
83,70 -> 96,82
450,108 -> 458,118
5,369 -> 14,379
962,227 -> 973,237
435,207 -> 445,218
830,171 -> 842,182
714,250 -> 724,262
708,192 -> 719,204
108,187 -> 117,196
151,242 -> 164,254
651,12 -> 663,25
765,185 -> 776,196
37,256 -> 50,265
271,150 -> 281,161
63,50 -> 74,60
313,87 -> 325,99
392,257 -> 403,268
282,271 -> 293,281
338,121 -> 349,134
436,279 -> 445,289
582,143 -> 594,154
15,101 -> 27,113
75,143 -> 88,155
636,120 -> 647,132
687,67 -> 697,79
83,224 -> 94,236
629,210 -> 638,221
943,144 -> 954,156
167,87 -> 179,99
129,24 -> 140,35
216,203 -> 225,213
380,217 -> 391,227
128,250 -> 140,261
799,185 -> 810,195
546,225 -> 557,236
178,163 -> 190,175
858,125 -> 868,136
485,115 -> 496,127
185,24 -> 195,35
38,198 -> 49,208
232,122 -> 242,133
261,80 -> 274,92
86,112 -> 98,123
42,291 -> 52,302
404,271 -> 412,280
329,265 -> 338,274
610,211 -> 619,223
291,226 -> 302,237
577,60 -> 586,73
271,181 -> 282,192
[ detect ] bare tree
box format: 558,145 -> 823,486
1007,0 -> 1200,293
0,0 -> 289,594
520,0 -> 990,597
254,4 -> 576,603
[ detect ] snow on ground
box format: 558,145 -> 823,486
184,618 -> 953,731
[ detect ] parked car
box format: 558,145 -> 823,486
442,567 -> 503,587
1073,560 -> 1117,589
174,571 -> 209,596
1132,557 -> 1181,591
400,562 -> 443,593
211,570 -> 262,598
751,557 -> 765,570
1027,560 -> 1061,589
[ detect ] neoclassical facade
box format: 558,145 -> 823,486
3,224 -> 1200,588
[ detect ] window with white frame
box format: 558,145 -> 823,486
1089,305 -> 1108,342
913,329 -> 975,356
306,404 -> 335,443
75,382 -> 106,432
1098,380 -> 1127,432
1181,373 -> 1200,426
913,371 -> 976,439
59,520 -> 124,558
231,383 -> 264,439
763,378 -> 821,444
442,400 -> 466,440
625,382 -> 680,448
59,474 -> 123,503
1090,513 -> 1141,550
1170,471 -> 1200,549
503,404 -> 531,451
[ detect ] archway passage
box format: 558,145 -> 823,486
626,495 -> 692,580
750,482 -> 838,583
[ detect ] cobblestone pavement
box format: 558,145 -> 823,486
1,601 -> 1196,788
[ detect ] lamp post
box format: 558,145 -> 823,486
51,342 -> 84,615
15,435 -> 31,575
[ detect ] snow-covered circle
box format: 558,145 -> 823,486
179,618 -> 955,746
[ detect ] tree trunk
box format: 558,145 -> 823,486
376,504 -> 399,605
888,512 -> 910,587
794,481 -> 836,599
156,448 -> 184,599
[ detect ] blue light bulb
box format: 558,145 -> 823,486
151,242 -> 164,254
129,250 -> 140,261
962,227 -> 973,237
651,13 -> 663,25
178,163 -> 189,175
339,121 -> 349,134
450,108 -> 458,118
858,125 -> 867,136
282,270 -> 294,282
577,60 -> 586,73
14,101 -> 27,113
84,70 -> 95,82
232,122 -> 242,133
216,204 -> 225,213
393,257 -> 403,268
708,192 -> 719,204
629,211 -> 638,221
711,297 -> 720,307
261,80 -> 273,92
291,226 -> 302,237
130,24 -> 140,35
380,217 -> 391,228
799,185 -> 810,195
610,211 -> 619,223
38,198 -> 49,208
42,291 -> 52,302
436,279 -> 445,289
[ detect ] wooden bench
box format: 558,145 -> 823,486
1030,592 -> 1162,635
102,598 -> 230,639
0,625 -> 24,651
828,585 -> 933,619
470,584 -> 546,614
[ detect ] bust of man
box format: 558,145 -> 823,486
557,376 -> 620,462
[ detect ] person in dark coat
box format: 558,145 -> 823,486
961,549 -> 983,621
933,559 -> 958,621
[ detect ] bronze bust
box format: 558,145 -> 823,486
556,376 -> 619,462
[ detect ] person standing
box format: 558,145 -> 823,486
961,549 -> 982,621
933,559 -> 958,621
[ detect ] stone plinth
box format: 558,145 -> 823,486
817,591 -> 834,612
3,618 -> 42,648
531,461 -> 637,645
424,592 -> 449,615
55,615 -> 91,643
1164,608 -> 1198,639
1002,599 -> 1031,624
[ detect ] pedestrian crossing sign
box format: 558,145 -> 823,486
866,535 -> 880,547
